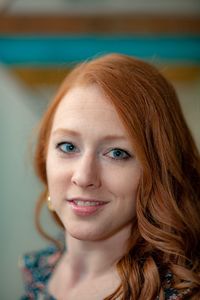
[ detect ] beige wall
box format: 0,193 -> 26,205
0,68 -> 58,300
2,0 -> 200,14
175,79 -> 200,150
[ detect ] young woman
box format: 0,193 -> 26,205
20,53 -> 200,299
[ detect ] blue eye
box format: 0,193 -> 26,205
57,142 -> 77,154
107,148 -> 130,160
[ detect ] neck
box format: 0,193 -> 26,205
64,224 -> 131,281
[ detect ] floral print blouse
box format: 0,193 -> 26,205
19,244 -> 194,300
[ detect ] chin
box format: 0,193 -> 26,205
64,222 -> 110,242
70,232 -> 99,241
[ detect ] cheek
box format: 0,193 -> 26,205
103,164 -> 141,198
46,156 -> 70,197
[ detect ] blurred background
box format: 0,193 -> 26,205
0,0 -> 200,299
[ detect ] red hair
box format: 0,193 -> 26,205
34,53 -> 200,299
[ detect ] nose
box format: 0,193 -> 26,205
71,153 -> 101,189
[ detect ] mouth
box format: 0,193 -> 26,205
68,199 -> 107,206
66,198 -> 108,216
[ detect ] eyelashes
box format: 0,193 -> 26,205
56,141 -> 132,161
105,148 -> 131,160
56,142 -> 78,154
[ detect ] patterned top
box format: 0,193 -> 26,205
19,244 -> 194,300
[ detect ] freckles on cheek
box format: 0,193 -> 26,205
46,157 -> 58,187
114,170 -> 140,197
48,169 -> 66,188
47,159 -> 72,195
104,171 -> 128,195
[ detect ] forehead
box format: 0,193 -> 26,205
56,84 -> 114,113
52,85 -> 129,137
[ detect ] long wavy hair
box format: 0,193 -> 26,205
34,53 -> 200,299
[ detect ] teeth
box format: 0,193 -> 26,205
74,200 -> 102,206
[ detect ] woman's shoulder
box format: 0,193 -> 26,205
19,241 -> 63,299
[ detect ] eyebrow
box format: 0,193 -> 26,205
52,128 -> 127,141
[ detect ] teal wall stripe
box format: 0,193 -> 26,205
0,35 -> 200,66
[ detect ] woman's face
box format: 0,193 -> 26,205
46,84 -> 141,241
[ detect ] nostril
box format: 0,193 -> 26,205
71,171 -> 101,189
71,177 -> 100,189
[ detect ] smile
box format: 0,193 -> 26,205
67,198 -> 108,216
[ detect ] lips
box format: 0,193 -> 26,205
67,198 -> 108,216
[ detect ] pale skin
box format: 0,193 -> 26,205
46,84 -> 141,299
